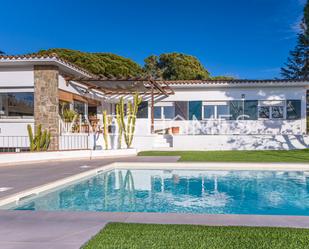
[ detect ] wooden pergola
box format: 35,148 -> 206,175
64,76 -> 174,133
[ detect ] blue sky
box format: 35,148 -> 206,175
0,0 -> 305,79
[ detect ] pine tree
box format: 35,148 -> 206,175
144,53 -> 210,80
144,55 -> 163,79
281,1 -> 309,79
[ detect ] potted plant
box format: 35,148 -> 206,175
88,112 -> 98,121
63,109 -> 76,122
171,126 -> 180,135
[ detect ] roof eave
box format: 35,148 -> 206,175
0,57 -> 93,78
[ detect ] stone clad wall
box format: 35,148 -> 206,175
34,65 -> 59,150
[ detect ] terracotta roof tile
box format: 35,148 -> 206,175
0,53 -> 95,77
1,55 -> 308,85
157,79 -> 309,85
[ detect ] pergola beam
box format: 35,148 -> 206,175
65,76 -> 174,134
65,76 -> 174,97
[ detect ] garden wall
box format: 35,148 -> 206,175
172,134 -> 309,150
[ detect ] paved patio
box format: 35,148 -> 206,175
1,210 -> 309,249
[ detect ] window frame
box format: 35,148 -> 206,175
154,102 -> 175,120
0,92 -> 34,119
202,101 -> 230,120
154,106 -> 162,120
73,100 -> 87,116
203,105 -> 216,120
258,100 -> 286,120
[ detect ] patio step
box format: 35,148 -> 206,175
153,135 -> 172,148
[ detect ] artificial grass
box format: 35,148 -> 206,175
83,223 -> 309,249
138,149 -> 309,162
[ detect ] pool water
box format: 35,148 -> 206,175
14,169 -> 309,215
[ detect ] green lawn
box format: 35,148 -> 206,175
83,223 -> 309,249
138,149 -> 309,162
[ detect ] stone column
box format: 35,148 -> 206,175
34,65 -> 59,150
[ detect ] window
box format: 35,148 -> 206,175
258,100 -> 285,120
286,100 -> 301,120
137,101 -> 148,118
217,105 -> 229,119
203,102 -> 229,120
271,106 -> 284,119
73,100 -> 86,115
258,106 -> 270,119
153,103 -> 175,120
244,100 -> 258,120
229,101 -> 244,120
204,106 -> 215,119
154,106 -> 161,119
189,101 -> 202,120
0,92 -> 34,119
174,101 -> 188,120
163,106 -> 175,119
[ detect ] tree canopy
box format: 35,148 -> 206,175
37,48 -> 144,77
281,1 -> 309,79
144,53 -> 210,80
36,48 -> 232,80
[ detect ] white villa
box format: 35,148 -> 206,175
0,54 -> 308,151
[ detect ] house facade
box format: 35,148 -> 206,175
151,80 -> 308,150
0,54 -> 308,151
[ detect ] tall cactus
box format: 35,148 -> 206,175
102,110 -> 109,150
116,93 -> 142,148
116,103 -> 123,149
128,94 -> 142,147
27,125 -> 35,151
27,124 -> 51,152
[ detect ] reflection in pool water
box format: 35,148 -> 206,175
14,169 -> 309,215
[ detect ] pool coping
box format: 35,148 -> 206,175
2,161 -> 309,228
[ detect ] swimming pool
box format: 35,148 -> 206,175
11,167 -> 309,215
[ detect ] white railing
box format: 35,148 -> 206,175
0,136 -> 29,152
0,135 -> 91,152
59,114 -> 98,134
59,134 -> 90,150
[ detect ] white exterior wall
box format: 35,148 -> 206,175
0,66 -> 35,139
0,66 -> 34,87
165,87 -> 305,101
152,86 -> 307,135
172,134 -> 309,150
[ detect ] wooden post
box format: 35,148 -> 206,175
151,85 -> 154,134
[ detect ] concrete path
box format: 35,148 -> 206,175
2,210 -> 309,249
